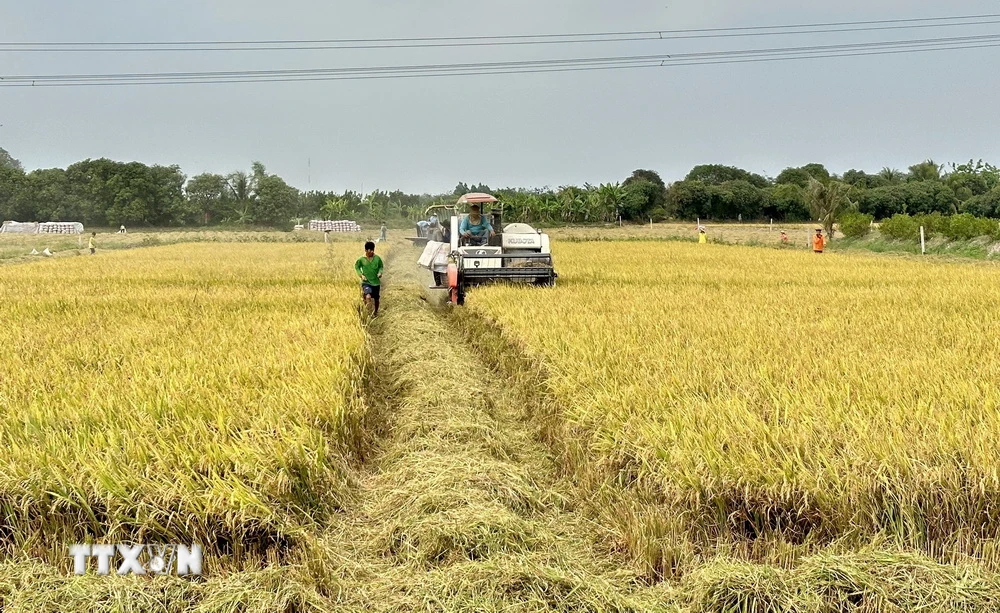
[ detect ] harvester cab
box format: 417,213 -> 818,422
418,192 -> 557,305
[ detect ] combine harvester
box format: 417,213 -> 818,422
417,193 -> 557,305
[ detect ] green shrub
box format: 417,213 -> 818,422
913,212 -> 947,238
974,217 -> 1000,240
649,207 -> 670,222
882,213 -> 1000,242
839,212 -> 874,238
975,219 -> 1000,241
878,214 -> 920,241
944,214 -> 976,240
944,213 -> 996,240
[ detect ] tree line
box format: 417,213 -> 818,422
2,146 -> 999,227
0,150 -> 445,228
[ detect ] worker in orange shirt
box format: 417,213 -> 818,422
812,228 -> 826,253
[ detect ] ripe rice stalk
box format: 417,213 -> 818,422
470,241 -> 1000,571
0,243 -> 377,564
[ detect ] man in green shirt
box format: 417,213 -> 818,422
355,241 -> 384,317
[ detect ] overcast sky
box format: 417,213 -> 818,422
1,1 -> 998,194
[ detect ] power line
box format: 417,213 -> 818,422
1,13 -> 999,52
5,12 -> 1000,44
4,41 -> 999,88
0,37 -> 1000,87
2,32 -> 998,86
0,34 -> 697,52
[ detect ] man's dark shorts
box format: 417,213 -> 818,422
362,283 -> 380,301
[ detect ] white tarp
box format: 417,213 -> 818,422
1,221 -> 40,234
418,241 -> 449,271
1,221 -> 84,234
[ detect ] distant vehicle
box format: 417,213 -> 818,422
417,193 -> 556,305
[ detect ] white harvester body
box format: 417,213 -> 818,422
417,193 -> 557,305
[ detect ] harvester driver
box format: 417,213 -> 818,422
460,204 -> 495,246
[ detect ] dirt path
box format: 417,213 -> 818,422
317,243 -> 664,612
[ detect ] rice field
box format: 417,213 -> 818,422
546,222 -> 824,246
470,241 -> 1000,573
0,242 -> 371,564
6,232 -> 1000,611
0,228 -> 391,264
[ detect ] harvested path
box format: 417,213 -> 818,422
320,243 -> 665,612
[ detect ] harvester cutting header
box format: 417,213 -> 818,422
416,193 -> 557,305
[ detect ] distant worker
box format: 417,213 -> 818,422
698,228 -> 708,244
119,225 -> 127,234
89,232 -> 96,255
355,240 -> 384,317
460,204 -> 495,246
380,221 -> 388,242
813,228 -> 825,253
780,230 -> 789,245
427,214 -> 443,242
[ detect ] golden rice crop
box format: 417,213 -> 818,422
471,242 -> 1000,562
546,221 -> 818,246
0,228 -> 380,263
0,242 -> 372,560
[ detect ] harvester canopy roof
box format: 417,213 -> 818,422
457,193 -> 498,205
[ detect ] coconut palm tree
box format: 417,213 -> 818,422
878,167 -> 904,185
908,159 -> 943,182
223,171 -> 255,223
806,178 -> 854,241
